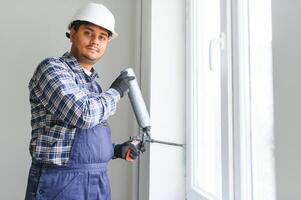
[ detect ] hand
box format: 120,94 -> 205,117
113,140 -> 141,161
110,71 -> 135,97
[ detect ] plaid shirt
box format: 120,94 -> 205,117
29,52 -> 120,165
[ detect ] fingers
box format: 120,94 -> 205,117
125,149 -> 134,161
125,142 -> 140,161
119,140 -> 144,162
110,71 -> 135,97
127,76 -> 135,81
131,140 -> 140,146
131,140 -> 146,155
121,71 -> 135,81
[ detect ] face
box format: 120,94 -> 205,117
70,23 -> 109,68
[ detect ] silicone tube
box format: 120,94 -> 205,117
123,68 -> 151,129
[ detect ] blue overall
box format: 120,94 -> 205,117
25,122 -> 114,200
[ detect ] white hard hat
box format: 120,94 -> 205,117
67,3 -> 118,40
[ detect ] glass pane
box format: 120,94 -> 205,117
193,0 -> 222,198
249,0 -> 276,199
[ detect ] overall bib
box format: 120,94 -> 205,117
25,122 -> 114,200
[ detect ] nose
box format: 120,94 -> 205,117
90,35 -> 100,46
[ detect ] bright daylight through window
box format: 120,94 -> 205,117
186,0 -> 275,199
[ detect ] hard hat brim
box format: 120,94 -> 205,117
66,21 -> 118,41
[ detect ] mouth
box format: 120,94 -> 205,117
86,46 -> 100,53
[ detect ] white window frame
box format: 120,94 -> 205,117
232,0 -> 254,199
186,0 -> 234,199
186,0 -> 275,199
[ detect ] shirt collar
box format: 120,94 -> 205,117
82,67 -> 92,76
62,52 -> 99,79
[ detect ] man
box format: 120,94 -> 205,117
25,3 -> 140,200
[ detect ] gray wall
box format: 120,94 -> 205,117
0,0 -> 139,199
272,0 -> 301,199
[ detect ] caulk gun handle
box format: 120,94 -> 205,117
125,140 -> 144,161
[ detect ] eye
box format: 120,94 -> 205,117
84,30 -> 92,37
99,34 -> 108,42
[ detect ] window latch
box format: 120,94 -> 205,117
209,32 -> 226,71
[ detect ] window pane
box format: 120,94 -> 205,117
192,0 -> 222,198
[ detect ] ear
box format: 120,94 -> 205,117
69,28 -> 76,43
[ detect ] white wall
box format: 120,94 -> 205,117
272,0 -> 301,199
0,1 -> 139,199
139,0 -> 186,199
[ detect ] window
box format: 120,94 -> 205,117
186,0 -> 275,199
186,0 -> 231,199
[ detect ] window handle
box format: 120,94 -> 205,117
209,32 -> 226,71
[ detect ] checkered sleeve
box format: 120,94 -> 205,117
32,58 -> 120,129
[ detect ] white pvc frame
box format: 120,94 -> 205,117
231,0 -> 254,199
186,0 -> 234,199
186,0 -> 275,199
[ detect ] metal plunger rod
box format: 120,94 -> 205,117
148,138 -> 184,147
130,129 -> 184,148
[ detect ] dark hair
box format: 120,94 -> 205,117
65,20 -> 113,38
